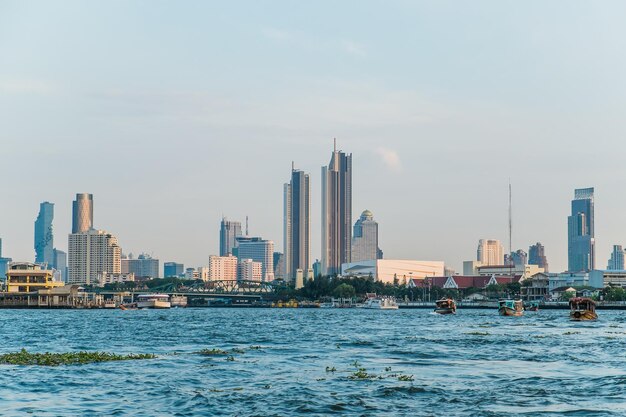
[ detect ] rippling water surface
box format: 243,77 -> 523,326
1,308 -> 625,416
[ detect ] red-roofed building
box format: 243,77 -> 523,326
407,274 -> 521,290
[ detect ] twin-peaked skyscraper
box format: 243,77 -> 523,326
282,140 -> 353,281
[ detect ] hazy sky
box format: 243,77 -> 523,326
2,1 -> 626,273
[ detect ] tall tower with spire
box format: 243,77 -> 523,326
283,162 -> 310,282
321,139 -> 352,276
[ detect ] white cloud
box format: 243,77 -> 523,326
260,27 -> 293,42
0,78 -> 57,94
376,147 -> 402,172
341,40 -> 367,57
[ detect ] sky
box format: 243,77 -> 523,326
2,0 -> 626,273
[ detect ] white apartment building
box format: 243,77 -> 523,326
208,255 -> 238,281
477,239 -> 504,266
238,258 -> 263,282
97,272 -> 135,287
68,229 -> 121,285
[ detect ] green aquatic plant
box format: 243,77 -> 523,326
398,375 -> 414,382
231,348 -> 245,354
0,349 -> 155,366
465,331 -> 490,336
196,348 -> 230,356
226,355 -> 235,361
248,345 -> 262,350
325,366 -> 337,373
348,367 -> 376,380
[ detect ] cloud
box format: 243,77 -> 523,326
341,40 -> 367,57
376,147 -> 402,172
0,78 -> 57,95
260,27 -> 293,42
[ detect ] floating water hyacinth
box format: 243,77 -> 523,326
0,349 -> 156,366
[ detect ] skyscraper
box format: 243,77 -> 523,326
567,187 -> 595,272
236,236 -> 274,281
219,218 -> 242,256
34,202 -> 55,266
505,249 -> 527,267
283,163 -> 310,282
351,210 -> 382,262
68,229 -> 121,285
164,262 -> 184,277
607,245 -> 625,270
72,193 -> 93,233
53,249 -> 67,282
477,239 -> 504,266
528,242 -> 549,272
321,140 -> 352,276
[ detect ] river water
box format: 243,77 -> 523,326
0,308 -> 624,416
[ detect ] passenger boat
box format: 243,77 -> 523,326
363,297 -> 398,310
104,300 -> 117,309
525,301 -> 539,312
170,295 -> 188,308
569,297 -> 597,321
136,294 -> 171,309
498,299 -> 524,316
434,298 -> 456,314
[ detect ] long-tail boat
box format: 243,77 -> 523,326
434,298 -> 457,314
498,299 -> 524,316
525,301 -> 539,312
569,297 -> 597,321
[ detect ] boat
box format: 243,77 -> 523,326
569,297 -> 597,321
525,301 -> 540,312
170,295 -> 188,308
103,300 -> 117,309
434,298 -> 456,314
136,294 -> 171,309
119,303 -> 138,310
498,299 -> 524,316
363,296 -> 398,310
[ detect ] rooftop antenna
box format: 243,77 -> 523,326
334,137 -> 337,152
246,215 -> 249,237
292,160 -> 295,171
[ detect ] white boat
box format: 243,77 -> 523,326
136,294 -> 171,309
104,300 -> 117,309
363,297 -> 399,310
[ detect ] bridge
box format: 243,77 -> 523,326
98,280 -> 288,302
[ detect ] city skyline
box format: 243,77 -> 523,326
3,2 -> 626,273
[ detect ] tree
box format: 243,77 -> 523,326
332,283 -> 356,299
562,290 -> 576,301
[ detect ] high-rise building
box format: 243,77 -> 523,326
34,202 -> 55,266
321,140 -> 352,276
283,164 -> 310,282
220,218 -> 242,256
0,238 -> 12,280
72,193 -> 93,233
122,253 -> 160,278
505,249 -> 527,267
236,237 -> 274,281
477,239 -> 504,266
68,229 -> 121,285
208,255 -> 238,281
351,210 -> 382,262
238,258 -> 263,282
273,252 -> 285,280
164,262 -> 184,278
607,245 -> 625,270
53,249 -> 68,282
528,242 -> 549,272
568,187 -> 595,272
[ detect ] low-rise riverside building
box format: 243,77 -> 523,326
589,270 -> 626,288
548,272 -> 603,292
5,262 -> 64,293
341,259 -> 444,284
521,273 -> 550,301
